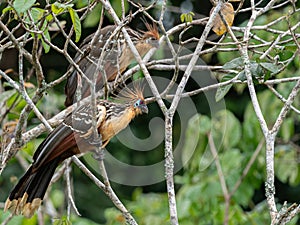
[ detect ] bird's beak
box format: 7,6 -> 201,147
141,105 -> 148,114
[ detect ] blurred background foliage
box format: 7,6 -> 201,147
1,0 -> 300,224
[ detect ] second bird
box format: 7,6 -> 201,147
64,22 -> 159,107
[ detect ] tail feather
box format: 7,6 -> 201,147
4,158 -> 60,218
5,114 -> 82,218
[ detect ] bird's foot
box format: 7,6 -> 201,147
88,135 -> 102,147
93,149 -> 105,161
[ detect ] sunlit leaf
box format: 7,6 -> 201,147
51,2 -> 73,15
46,14 -> 53,22
186,12 -> 194,22
13,0 -> 36,14
51,3 -> 64,15
29,7 -> 45,22
180,12 -> 195,23
68,8 -> 81,42
180,14 -> 185,23
2,6 -> 13,14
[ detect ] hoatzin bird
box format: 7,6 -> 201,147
64,23 -> 159,107
4,85 -> 148,218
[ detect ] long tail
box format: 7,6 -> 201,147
4,123 -> 77,218
4,158 -> 60,218
5,98 -> 104,217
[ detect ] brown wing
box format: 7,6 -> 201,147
64,23 -> 160,107
64,25 -> 127,107
32,101 -> 107,170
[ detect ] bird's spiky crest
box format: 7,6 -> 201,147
115,81 -> 145,104
140,20 -> 160,41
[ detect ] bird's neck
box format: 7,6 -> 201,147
135,42 -> 154,57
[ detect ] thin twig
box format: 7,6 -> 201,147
208,133 -> 230,225
72,156 -> 138,225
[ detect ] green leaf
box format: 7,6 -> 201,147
187,114 -> 211,135
13,0 -> 36,14
0,90 -> 17,105
215,84 -> 232,102
51,3 -> 64,14
186,14 -> 192,23
28,7 -> 45,23
68,8 -> 81,42
132,70 -> 144,80
83,4 -> 102,28
220,149 -> 242,176
180,12 -> 194,23
284,44 -> 297,52
76,0 -> 89,9
53,216 -> 72,225
2,6 -> 13,14
237,70 -> 246,81
182,114 -> 201,164
111,0 -> 129,18
275,145 -> 299,186
51,2 -> 73,15
280,118 -> 294,143
41,29 -> 51,53
249,62 -> 264,78
46,14 -> 53,22
223,57 -> 244,69
234,177 -> 255,206
186,12 -> 194,23
51,189 -> 65,208
260,62 -> 280,74
213,110 -> 242,149
180,14 -> 185,23
182,114 -> 211,170
215,74 -> 236,101
279,50 -> 294,61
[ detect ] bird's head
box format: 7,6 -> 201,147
136,22 -> 160,53
141,22 -> 160,42
116,82 -> 148,115
133,99 -> 148,114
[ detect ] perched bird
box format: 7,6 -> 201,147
4,85 -> 148,218
64,23 -> 159,107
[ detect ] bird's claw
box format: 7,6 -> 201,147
88,135 -> 102,147
93,149 -> 105,161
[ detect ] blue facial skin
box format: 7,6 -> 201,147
134,99 -> 148,114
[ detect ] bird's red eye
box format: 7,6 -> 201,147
134,99 -> 144,108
